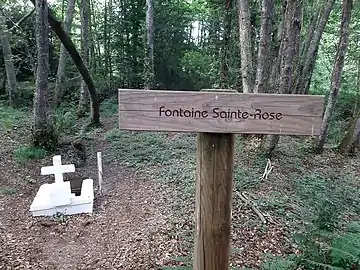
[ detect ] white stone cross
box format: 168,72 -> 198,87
41,155 -> 75,183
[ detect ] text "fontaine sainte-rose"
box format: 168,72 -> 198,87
159,106 -> 283,120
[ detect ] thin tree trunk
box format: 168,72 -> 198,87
264,0 -> 302,156
145,0 -> 154,89
315,0 -> 353,153
268,1 -> 286,93
300,9 -> 319,63
78,0 -> 91,116
108,0 -> 113,90
219,1 -> 232,88
33,0 -> 49,139
29,0 -> 100,124
54,0 -> 75,107
0,10 -> 18,106
254,0 -> 274,94
295,0 -> 335,94
237,0 -> 254,93
103,0 -> 109,89
338,114 -> 360,154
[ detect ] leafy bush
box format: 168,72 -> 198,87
51,107 -> 77,136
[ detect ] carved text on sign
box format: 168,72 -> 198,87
159,106 -> 283,120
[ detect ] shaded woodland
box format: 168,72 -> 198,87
1,0 -> 360,269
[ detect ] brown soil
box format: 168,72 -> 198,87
2,116 -> 348,269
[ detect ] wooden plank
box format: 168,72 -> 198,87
194,89 -> 235,270
119,89 -> 324,135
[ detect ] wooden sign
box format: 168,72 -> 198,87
119,89 -> 324,135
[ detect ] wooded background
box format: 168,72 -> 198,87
0,0 -> 359,155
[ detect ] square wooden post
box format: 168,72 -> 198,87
194,89 -> 236,270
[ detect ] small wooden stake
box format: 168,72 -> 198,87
97,152 -> 103,195
194,89 -> 236,270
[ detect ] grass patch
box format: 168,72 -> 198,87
0,102 -> 28,132
14,146 -> 48,164
0,187 -> 16,195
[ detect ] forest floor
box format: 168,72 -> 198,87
0,100 -> 360,269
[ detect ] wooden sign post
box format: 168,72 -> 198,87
118,88 -> 324,270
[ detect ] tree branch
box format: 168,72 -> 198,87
9,8 -> 35,31
29,0 -> 100,124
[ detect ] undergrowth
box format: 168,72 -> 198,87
105,128 -> 360,269
14,145 -> 48,164
0,101 -> 27,132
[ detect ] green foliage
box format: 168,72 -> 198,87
0,101 -> 27,131
31,122 -> 60,151
261,255 -> 298,270
180,50 -> 214,90
14,145 -> 47,164
100,98 -> 118,117
330,226 -> 360,268
51,107 -> 78,136
291,222 -> 360,269
30,106 -> 78,151
0,187 -> 16,195
292,173 -> 360,231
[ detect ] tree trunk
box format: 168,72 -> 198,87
33,0 -> 49,144
237,0 -> 254,93
0,10 -> 18,106
295,0 -> 335,94
103,0 -> 109,90
254,0 -> 274,94
263,0 -> 302,156
53,0 -> 75,107
219,1 -> 232,89
29,0 -> 100,124
78,0 -> 91,116
145,0 -> 154,89
338,114 -> 360,154
315,0 -> 353,153
268,1 -> 286,94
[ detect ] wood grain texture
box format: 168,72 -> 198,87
194,128 -> 235,270
194,88 -> 235,270
119,89 -> 324,135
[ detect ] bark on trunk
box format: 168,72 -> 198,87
268,2 -> 286,93
238,0 -> 254,93
145,0 -> 154,89
0,10 -> 18,106
295,0 -> 335,94
338,115 -> 360,154
220,1 -> 232,88
264,0 -> 302,156
29,0 -> 100,124
54,0 -> 75,107
33,0 -> 49,132
78,0 -> 90,116
254,0 -> 274,94
315,0 -> 353,153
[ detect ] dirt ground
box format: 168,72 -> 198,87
0,116 -> 310,269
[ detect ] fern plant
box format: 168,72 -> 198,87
330,222 -> 360,269
294,222 -> 360,269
